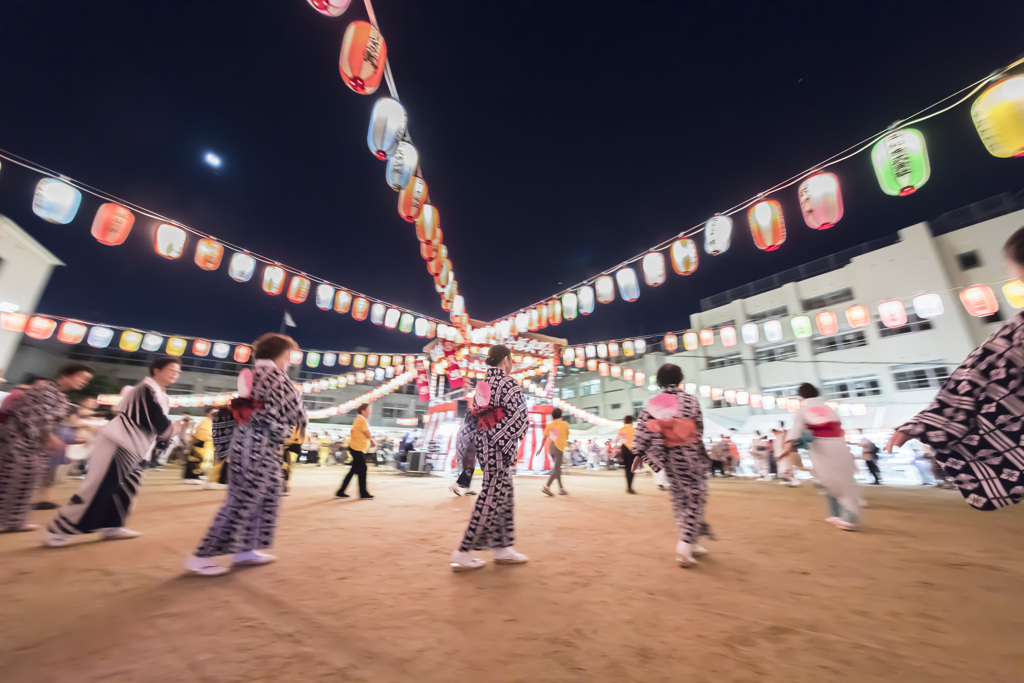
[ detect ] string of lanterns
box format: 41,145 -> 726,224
305,0 -> 469,330
557,279 -> 1021,367
0,149 -> 445,335
0,310 -> 430,375
307,371 -> 415,420
488,58 -> 1024,331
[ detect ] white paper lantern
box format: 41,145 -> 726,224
367,97 -> 407,159
33,178 -> 82,224
704,214 -> 732,255
385,140 -> 419,190
912,293 -> 944,319
228,253 -> 256,282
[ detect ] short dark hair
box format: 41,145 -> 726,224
150,356 -> 180,376
623,415 -> 634,424
57,362 -> 93,379
205,406 -> 217,415
797,382 -> 820,399
254,333 -> 297,360
356,403 -> 369,415
19,373 -> 42,385
485,345 -> 513,367
1004,225 -> 1024,266
655,363 -> 683,388
551,407 -> 562,419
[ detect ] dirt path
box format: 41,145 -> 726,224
1,468 -> 1020,682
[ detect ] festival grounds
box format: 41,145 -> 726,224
1,468 -> 1020,682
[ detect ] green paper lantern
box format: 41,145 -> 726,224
306,352 -> 321,369
871,128 -> 930,196
791,315 -> 813,338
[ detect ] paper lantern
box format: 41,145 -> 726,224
704,215 -> 732,255
420,241 -> 436,261
878,300 -> 908,328
141,334 -> 163,352
634,371 -> 645,387
398,176 -> 428,222
562,348 -> 575,365
416,205 -> 441,243
290,350 -> 304,365
585,344 -> 597,358
212,342 -> 230,359
87,326 -> 113,348
193,339 -> 211,357
578,286 -> 595,315
748,200 -> 786,251
339,21 -> 387,94
750,393 -> 762,408
595,275 -> 616,304
642,251 -> 666,286
664,333 -> 678,352
324,352 -> 337,367
598,362 -> 609,377
798,172 -> 844,230
699,385 -> 711,398
608,342 -> 620,357
623,368 -> 634,381
384,307 -> 400,329
562,292 -> 579,321
960,285 -> 999,317
335,290 -> 353,314
615,267 -> 640,302
971,76 -> 1024,158
635,339 -> 647,354
741,322 -> 759,345
622,341 -> 635,358
32,178 -> 82,224
549,300 -> 562,325
699,329 -> 714,346
724,389 -> 736,403
851,403 -> 868,416
720,326 -> 737,347
370,303 -> 386,325
414,318 -> 429,337
386,141 -> 419,190
58,322 -> 87,344
871,128 -> 930,196
91,203 -> 135,245
586,359 -> 598,371
610,364 -> 622,378
1003,281 -> 1024,309
167,337 -> 187,356
305,351 -> 321,369
367,97 -> 407,159
536,304 -> 549,328
816,311 -> 839,336
683,332 -> 698,351
155,224 -> 187,259
764,319 -> 784,342
120,331 -> 143,352
194,238 -> 224,271
380,355 -> 392,367
26,316 -> 56,340
846,305 -> 871,329
339,352 -> 352,366
913,293 -> 944,319
260,266 -> 285,295
670,238 -> 698,275
315,284 -> 334,311
791,315 -> 813,338
399,312 -> 414,333
228,253 -> 256,282
763,395 -> 776,410
1,312 -> 26,333
352,297 -> 370,321
711,387 -> 723,401
306,0 -> 351,16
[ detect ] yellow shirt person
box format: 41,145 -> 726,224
544,419 -> 570,453
350,414 -> 371,452
619,423 -> 635,450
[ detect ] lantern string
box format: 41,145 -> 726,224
14,310 -> 429,360
494,55 -> 1024,323
0,148 -> 446,325
307,373 -> 415,419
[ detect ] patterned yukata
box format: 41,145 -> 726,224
898,313 -> 1024,510
194,360 -> 306,557
458,367 -> 528,552
454,419 -> 477,489
49,377 -> 170,535
632,385 -> 710,545
0,383 -> 71,530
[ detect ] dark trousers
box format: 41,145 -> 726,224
621,446 -> 635,490
338,448 -> 369,496
865,459 -> 882,485
710,459 -> 725,476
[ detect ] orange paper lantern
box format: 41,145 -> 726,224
234,345 -> 252,363
398,177 -> 428,222
287,276 -> 311,304
1,312 -> 27,333
960,285 -> 999,317
699,329 -> 714,346
339,21 -> 387,95
91,203 -> 135,246
194,238 -> 224,271
352,297 -> 370,321
664,333 -> 678,352
334,290 -> 353,314
878,300 -> 907,328
748,200 -> 786,251
26,316 -> 56,340
193,339 -> 211,357
846,305 -> 870,329
57,321 -> 87,344
816,310 -> 839,336
262,266 -> 286,295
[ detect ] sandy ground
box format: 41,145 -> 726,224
0,466 -> 1021,683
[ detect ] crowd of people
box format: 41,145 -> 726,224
2,228 -> 1023,574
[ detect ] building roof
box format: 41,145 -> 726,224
0,215 -> 65,267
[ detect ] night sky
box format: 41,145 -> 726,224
1,1 -> 1023,354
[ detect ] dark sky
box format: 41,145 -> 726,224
1,1 -> 1023,354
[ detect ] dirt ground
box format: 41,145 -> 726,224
1,466 -> 1021,683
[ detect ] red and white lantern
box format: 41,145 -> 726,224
798,172 -> 843,230
748,200 -> 786,251
339,21 -> 387,95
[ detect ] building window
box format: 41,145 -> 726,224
877,312 -> 932,338
821,376 -> 882,399
580,380 -> 601,396
747,304 -> 789,322
755,342 -> 798,365
760,382 -> 803,399
706,351 -> 743,370
956,250 -> 981,270
584,406 -> 599,415
892,365 -> 950,391
381,404 -> 405,419
801,287 -> 854,310
810,330 -> 868,355
610,402 -> 622,410
561,387 -> 576,399
709,398 -> 726,409
632,400 -> 644,417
